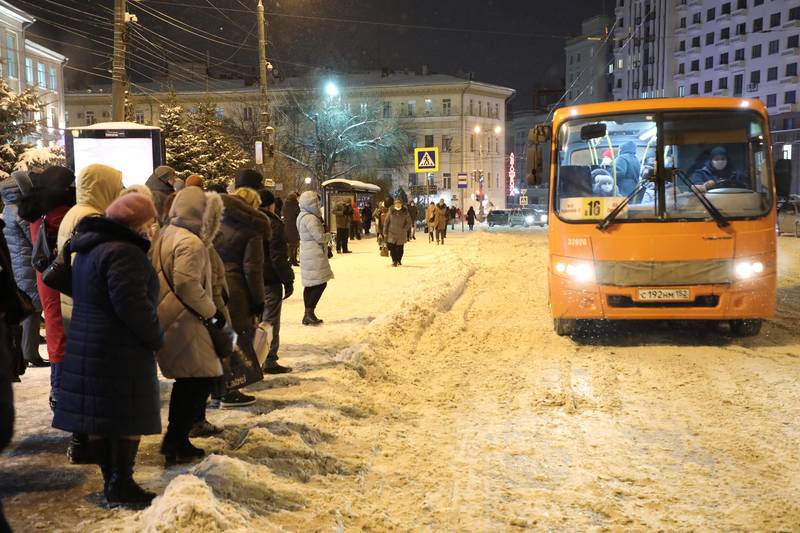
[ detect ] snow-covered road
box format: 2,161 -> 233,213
3,229 -> 800,531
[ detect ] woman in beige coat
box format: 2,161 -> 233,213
152,186 -> 224,463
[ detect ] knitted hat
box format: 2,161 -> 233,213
186,174 -> 205,188
710,146 -> 728,158
259,188 -> 275,207
105,192 -> 158,229
235,168 -> 263,190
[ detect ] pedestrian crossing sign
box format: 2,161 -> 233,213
415,147 -> 439,172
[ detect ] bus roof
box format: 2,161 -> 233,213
553,97 -> 767,127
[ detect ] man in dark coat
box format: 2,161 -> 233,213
145,165 -> 177,222
52,194 -> 163,507
0,172 -> 46,367
259,189 -> 294,374
614,141 -> 641,196
334,200 -> 352,254
282,193 -> 301,266
361,203 -> 373,235
466,206 -> 476,230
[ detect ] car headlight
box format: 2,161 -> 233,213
734,260 -> 764,280
525,215 -> 535,224
539,214 -> 548,222
554,259 -> 595,282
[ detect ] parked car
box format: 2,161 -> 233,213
487,209 -> 510,227
509,208 -> 548,227
777,199 -> 800,237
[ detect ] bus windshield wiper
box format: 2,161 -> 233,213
673,169 -> 730,228
596,179 -> 651,231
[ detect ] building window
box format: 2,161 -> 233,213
768,66 -> 778,80
790,35 -> 800,49
469,99 -> 473,114
786,91 -> 797,104
769,39 -> 780,54
770,13 -> 781,28
24,58 -> 33,85
767,93 -> 777,107
692,36 -> 700,48
424,134 -> 434,147
783,144 -> 793,159
37,63 -> 46,89
753,0 -> 763,5
736,0 -> 746,9
785,118 -> 796,130
751,44 -> 762,59
736,23 -> 746,35
734,74 -> 743,96
679,17 -> 686,29
478,101 -> 483,116
735,48 -> 745,61
787,63 -> 798,77
678,86 -> 686,97
616,78 -> 622,89
721,28 -> 730,40
679,63 -> 686,74
706,32 -> 715,45
753,18 -> 763,33
720,52 -> 729,65
424,98 -> 433,114
382,101 -> 392,118
442,98 -> 451,115
691,60 -> 699,71
679,40 -> 686,51
443,173 -> 452,189
470,134 -> 475,152
705,56 -> 714,69
6,33 -> 17,78
750,70 -> 761,84
85,110 -> 95,125
719,77 -> 728,90
407,100 -> 416,117
690,83 -> 699,95
707,8 -> 715,21
135,110 -> 145,124
791,7 -> 800,21
243,106 -> 254,120
704,80 -> 713,93
495,103 -> 499,119
442,135 -> 452,152
692,12 -> 701,25
722,2 -> 731,15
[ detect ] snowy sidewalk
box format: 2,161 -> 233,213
1,228 -> 478,532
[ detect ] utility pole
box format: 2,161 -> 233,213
112,0 -> 127,121
257,0 -> 274,181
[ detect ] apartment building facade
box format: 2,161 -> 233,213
65,71 -> 515,209
565,15 -> 614,105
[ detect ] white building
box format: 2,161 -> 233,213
565,15 -> 614,105
65,71 -> 515,209
0,1 -> 67,146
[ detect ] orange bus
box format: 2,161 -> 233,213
529,98 -> 793,336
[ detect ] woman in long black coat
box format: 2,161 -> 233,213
52,193 -> 163,508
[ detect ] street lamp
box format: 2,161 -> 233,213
494,125 -> 502,135
325,81 -> 339,98
473,125 -> 481,134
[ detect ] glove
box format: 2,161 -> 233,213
208,310 -> 226,330
283,283 -> 294,300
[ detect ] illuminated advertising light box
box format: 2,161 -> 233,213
66,122 -> 165,187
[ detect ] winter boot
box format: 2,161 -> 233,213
160,433 -> 205,464
67,433 -> 96,464
264,361 -> 292,374
302,309 -> 323,326
94,438 -> 112,496
106,438 -> 155,508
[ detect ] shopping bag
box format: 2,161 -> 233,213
224,332 -> 264,391
253,321 -> 273,367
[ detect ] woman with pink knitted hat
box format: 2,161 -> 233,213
52,192 -> 164,508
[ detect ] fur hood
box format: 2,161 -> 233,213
167,187 -> 223,244
220,193 -> 271,239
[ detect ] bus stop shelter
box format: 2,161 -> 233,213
321,178 -> 382,223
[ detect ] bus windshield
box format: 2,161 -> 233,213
554,110 -> 772,223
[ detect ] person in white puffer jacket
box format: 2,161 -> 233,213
296,191 -> 333,326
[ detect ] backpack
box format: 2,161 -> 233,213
31,215 -> 57,272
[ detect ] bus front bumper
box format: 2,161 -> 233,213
549,274 -> 776,321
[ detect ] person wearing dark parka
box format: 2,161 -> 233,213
52,193 -> 163,508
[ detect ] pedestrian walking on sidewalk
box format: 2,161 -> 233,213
53,193 -> 163,508
426,201 -> 436,243
283,192 -> 301,266
18,166 -> 76,409
259,189 -> 294,374
333,200 -> 352,253
407,201 -> 418,240
350,200 -> 362,240
433,200 -> 449,244
154,187 -> 225,463
361,203 -> 373,235
467,206 -> 476,231
449,205 -> 457,230
297,191 -> 333,325
384,198 -> 413,267
0,172 -> 46,368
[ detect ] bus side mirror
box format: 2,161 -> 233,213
775,159 -> 792,198
526,124 -> 551,186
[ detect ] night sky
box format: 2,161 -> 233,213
17,0 -> 612,110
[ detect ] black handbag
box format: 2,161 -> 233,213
156,240 -> 234,361
42,239 -> 72,296
224,330 -> 264,391
31,215 -> 57,272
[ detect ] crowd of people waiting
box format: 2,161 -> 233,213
0,163 -> 336,518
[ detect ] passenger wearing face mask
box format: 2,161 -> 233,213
591,169 -> 615,197
690,146 -> 749,193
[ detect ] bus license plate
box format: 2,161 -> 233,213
637,288 -> 691,301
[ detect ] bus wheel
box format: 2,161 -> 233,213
554,318 -> 577,336
730,319 -> 762,337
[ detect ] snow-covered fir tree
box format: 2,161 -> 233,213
159,91 -> 209,179
0,79 -> 40,179
14,145 -> 65,172
186,100 -> 249,186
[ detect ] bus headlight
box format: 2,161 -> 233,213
734,260 -> 764,280
554,259 -> 595,282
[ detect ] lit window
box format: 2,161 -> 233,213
37,62 -> 46,89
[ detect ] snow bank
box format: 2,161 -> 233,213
334,242 -> 476,374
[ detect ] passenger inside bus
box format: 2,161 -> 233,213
614,141 -> 640,196
591,169 -> 614,197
